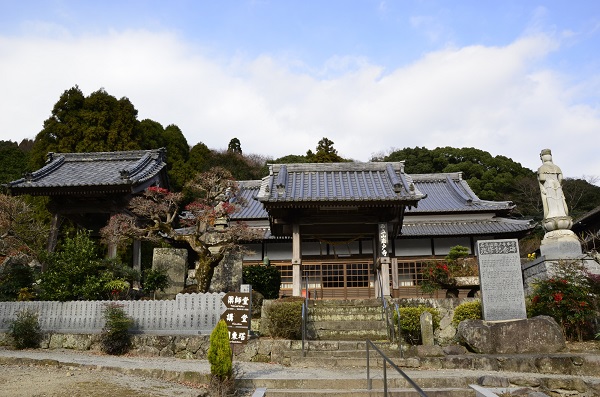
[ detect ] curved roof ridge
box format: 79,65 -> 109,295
60,149 -> 163,161
23,155 -> 66,183
445,175 -> 473,203
412,172 -> 463,181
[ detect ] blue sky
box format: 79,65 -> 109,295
1,1 -> 600,180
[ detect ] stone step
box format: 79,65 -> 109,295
311,321 -> 389,340
309,299 -> 383,308
312,320 -> 387,332
282,340 -> 400,367
288,349 -> 398,359
309,308 -> 384,321
285,356 -> 387,368
311,331 -> 390,341
261,387 -> 471,397
237,374 -> 480,390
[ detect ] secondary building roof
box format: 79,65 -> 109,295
6,149 -> 169,196
407,173 -> 514,214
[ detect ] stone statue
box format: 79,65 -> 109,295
537,149 -> 572,231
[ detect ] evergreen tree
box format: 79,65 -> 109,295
207,319 -> 233,379
227,138 -> 242,154
29,86 -> 142,168
307,137 -> 345,163
0,141 -> 28,185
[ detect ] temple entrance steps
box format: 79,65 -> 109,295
281,340 -> 398,368
238,368 -> 480,397
307,299 -> 389,341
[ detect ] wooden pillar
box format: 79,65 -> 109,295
378,258 -> 391,298
292,224 -> 302,297
376,223 -> 391,298
46,213 -> 61,253
132,239 -> 142,289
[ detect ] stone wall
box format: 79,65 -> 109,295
0,331 -> 293,363
392,297 -> 478,343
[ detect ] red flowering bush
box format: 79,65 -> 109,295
528,261 -> 598,341
420,261 -> 452,294
419,245 -> 478,294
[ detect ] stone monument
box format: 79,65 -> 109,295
477,239 -> 527,321
537,149 -> 582,260
152,248 -> 188,298
420,311 -> 434,346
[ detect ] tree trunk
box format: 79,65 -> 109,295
194,256 -> 221,293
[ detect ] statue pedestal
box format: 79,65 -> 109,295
522,254 -> 600,296
539,229 -> 582,260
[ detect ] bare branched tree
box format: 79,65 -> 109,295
101,167 -> 260,292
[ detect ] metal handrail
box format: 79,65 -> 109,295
366,339 -> 428,397
301,275 -> 309,357
395,303 -> 404,358
376,269 -> 395,341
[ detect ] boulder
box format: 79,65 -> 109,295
457,316 -> 565,354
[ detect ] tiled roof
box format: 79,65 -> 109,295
256,162 -> 425,204
401,217 -> 534,237
7,149 -> 168,195
232,168 -> 533,237
407,173 -> 515,213
573,205 -> 600,233
234,181 -> 267,219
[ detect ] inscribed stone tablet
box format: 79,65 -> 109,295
477,239 -> 527,321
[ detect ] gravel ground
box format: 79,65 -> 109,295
0,348 -> 278,397
0,363 -> 206,397
2,344 -> 599,397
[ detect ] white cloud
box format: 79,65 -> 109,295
0,28 -> 599,180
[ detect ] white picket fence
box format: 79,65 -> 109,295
0,293 -> 225,335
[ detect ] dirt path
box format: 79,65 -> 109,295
0,364 -> 205,397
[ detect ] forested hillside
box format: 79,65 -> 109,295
3,86 -> 600,223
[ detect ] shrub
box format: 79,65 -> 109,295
419,245 -> 477,294
40,232 -> 138,301
242,264 -> 281,299
207,320 -> 233,380
8,309 -> 42,349
420,262 -> 451,294
0,257 -> 36,301
393,306 -> 440,345
528,260 -> 597,341
264,298 -> 303,339
452,300 -> 482,326
100,303 -> 133,355
142,267 -> 170,299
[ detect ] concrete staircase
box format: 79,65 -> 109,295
282,340 -> 398,368
239,299 -> 600,396
239,374 -> 477,396
307,299 -> 389,341
246,299 -> 468,395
